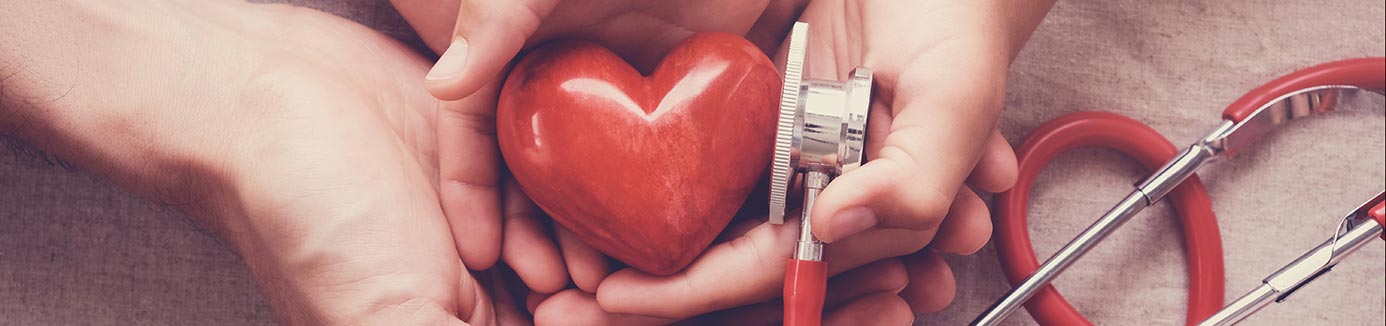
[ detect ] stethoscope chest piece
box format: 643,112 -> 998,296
772,22 -> 876,326
769,22 -> 874,225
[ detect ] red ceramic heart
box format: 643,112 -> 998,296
497,33 -> 780,275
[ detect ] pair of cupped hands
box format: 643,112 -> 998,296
379,0 -> 1029,324
8,0 -> 1038,324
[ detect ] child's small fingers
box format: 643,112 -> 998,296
526,291 -> 549,315
500,178 -> 568,294
966,128 -> 1019,193
928,188 -> 992,255
489,266 -> 535,326
596,220 -> 799,319
677,258 -> 908,326
899,249 -> 956,313
824,258 -> 909,306
824,227 -> 935,275
823,293 -> 914,326
557,226 -> 609,293
501,216 -> 567,293
533,289 -> 674,326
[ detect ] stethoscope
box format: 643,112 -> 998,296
769,21 -> 1386,326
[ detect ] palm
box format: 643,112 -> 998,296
222,7 -> 499,324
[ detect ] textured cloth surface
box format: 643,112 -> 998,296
2,0 -> 1382,325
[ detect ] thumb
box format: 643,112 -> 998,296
424,0 -> 561,100
809,51 -> 1006,243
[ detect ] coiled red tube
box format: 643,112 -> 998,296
992,112 -> 1225,325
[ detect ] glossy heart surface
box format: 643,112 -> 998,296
497,33 -> 779,275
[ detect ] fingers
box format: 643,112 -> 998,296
928,188 -> 992,255
822,227 -> 934,274
669,258 -> 909,326
686,293 -> 914,326
437,80 -> 504,270
809,154 -> 951,243
556,226 -> 610,293
596,219 -> 799,319
823,293 -> 914,326
489,265 -> 535,326
595,217 -> 922,319
810,48 -> 1007,243
823,258 -> 909,301
966,128 -> 1018,193
899,249 -> 956,313
500,177 -> 568,294
526,291 -> 550,315
424,0 -> 562,100
533,290 -> 675,326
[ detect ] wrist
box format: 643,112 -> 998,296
990,0 -> 1057,61
0,1 -> 285,235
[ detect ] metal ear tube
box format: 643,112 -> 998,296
770,22 -> 873,326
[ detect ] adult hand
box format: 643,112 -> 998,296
1,2 -> 528,324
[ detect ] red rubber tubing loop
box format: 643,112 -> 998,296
993,112 -> 1225,326
784,259 -> 826,326
993,57 -> 1385,325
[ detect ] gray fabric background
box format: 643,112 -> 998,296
2,0 -> 1382,325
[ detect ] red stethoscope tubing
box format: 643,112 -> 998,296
993,112 -> 1225,326
784,259 -> 827,326
993,57 -> 1386,326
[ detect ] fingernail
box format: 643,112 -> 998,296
426,37 -> 470,81
828,207 -> 876,242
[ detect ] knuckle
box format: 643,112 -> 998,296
441,108 -> 498,137
910,189 -> 952,225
